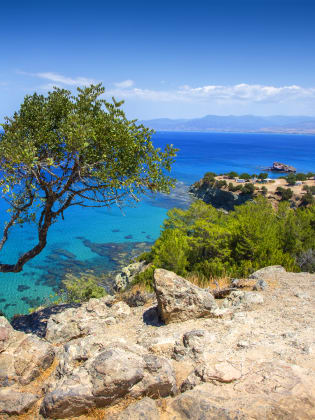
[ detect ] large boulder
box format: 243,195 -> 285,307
0,389 -> 38,415
0,317 -> 55,387
107,397 -> 159,420
154,269 -> 218,324
41,343 -> 177,418
249,265 -> 286,279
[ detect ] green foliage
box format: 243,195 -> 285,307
239,173 -> 251,180
301,192 -> 315,206
228,183 -> 243,192
203,172 -> 216,185
241,183 -> 255,195
286,173 -> 297,185
0,84 -> 177,272
296,173 -> 308,181
276,187 -> 293,201
302,185 -> 315,195
214,180 -> 227,188
258,173 -> 268,180
261,186 -> 268,195
137,198 -> 315,287
227,171 -> 238,179
60,271 -> 107,303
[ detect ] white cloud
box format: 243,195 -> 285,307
104,83 -> 315,106
18,71 -> 97,86
114,80 -> 134,88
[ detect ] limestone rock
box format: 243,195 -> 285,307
154,269 -> 218,324
107,397 -> 159,420
114,261 -> 147,291
167,386 -> 246,419
249,265 -> 286,279
0,323 -> 54,387
0,389 -> 38,415
41,344 -> 176,418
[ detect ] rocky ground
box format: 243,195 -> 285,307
0,265 -> 314,419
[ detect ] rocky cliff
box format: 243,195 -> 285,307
189,182 -> 252,211
1,266 -> 314,419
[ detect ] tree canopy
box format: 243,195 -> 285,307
0,84 -> 177,273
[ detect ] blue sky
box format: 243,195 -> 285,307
1,0 -> 315,120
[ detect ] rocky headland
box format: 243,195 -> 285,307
1,265 -> 314,419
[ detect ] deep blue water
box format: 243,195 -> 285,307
0,131 -> 314,318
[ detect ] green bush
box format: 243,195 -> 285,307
241,183 -> 255,195
60,271 -> 107,303
239,173 -> 251,180
276,187 -> 293,201
214,180 -> 227,188
136,198 -> 315,284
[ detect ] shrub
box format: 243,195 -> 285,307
214,180 -> 227,188
276,187 -> 293,201
301,192 -> 315,206
239,173 -> 251,180
258,173 -> 268,180
261,186 -> 268,195
241,183 -> 255,195
60,271 -> 107,303
226,171 -> 238,179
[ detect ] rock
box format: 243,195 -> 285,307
222,290 -> 264,309
114,261 -> 148,291
0,321 -> 55,387
202,362 -> 242,383
41,344 -> 176,418
0,389 -> 38,415
106,397 -> 159,420
249,265 -> 286,280
167,386 -> 246,419
13,335 -> 55,385
111,301 -> 131,318
154,269 -> 218,324
183,330 -> 215,356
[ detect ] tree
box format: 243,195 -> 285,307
0,85 -> 177,273
239,173 -> 251,181
258,173 -> 268,181
241,183 -> 255,195
286,173 -> 296,186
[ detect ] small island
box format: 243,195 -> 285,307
265,162 -> 296,173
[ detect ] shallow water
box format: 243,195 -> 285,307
0,131 -> 314,318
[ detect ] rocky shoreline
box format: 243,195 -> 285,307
1,265 -> 314,419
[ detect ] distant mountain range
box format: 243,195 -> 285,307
140,115 -> 315,134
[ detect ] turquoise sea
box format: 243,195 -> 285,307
1,131 -> 315,318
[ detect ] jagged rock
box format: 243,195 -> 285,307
45,295 -> 117,344
0,317 -> 54,387
114,261 -> 148,291
249,265 -> 286,279
106,397 -> 159,420
0,389 -> 38,415
41,343 -> 176,418
154,269 -> 218,324
222,290 -> 264,309
167,386 -> 246,419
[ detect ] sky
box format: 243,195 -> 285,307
1,0 -> 315,120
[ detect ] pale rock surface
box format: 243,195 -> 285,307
1,266 -> 315,419
154,268 -> 218,323
0,389 -> 38,415
107,397 -> 159,420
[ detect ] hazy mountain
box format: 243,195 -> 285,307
140,115 -> 315,133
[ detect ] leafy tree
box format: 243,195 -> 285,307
258,173 -> 268,180
203,172 -> 216,185
239,173 -> 251,180
286,173 -> 296,185
226,171 -> 238,179
295,173 -> 307,181
241,183 -> 255,195
0,85 -> 177,273
276,187 -> 293,201
301,192 -> 315,206
261,186 -> 268,195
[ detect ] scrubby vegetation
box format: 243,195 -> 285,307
135,198 -> 315,288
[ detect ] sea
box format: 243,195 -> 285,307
1,131 -> 315,318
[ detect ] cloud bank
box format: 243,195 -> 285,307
106,83 -> 315,104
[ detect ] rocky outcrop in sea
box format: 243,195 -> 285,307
1,266 -> 314,419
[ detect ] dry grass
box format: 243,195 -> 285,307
186,273 -> 232,290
